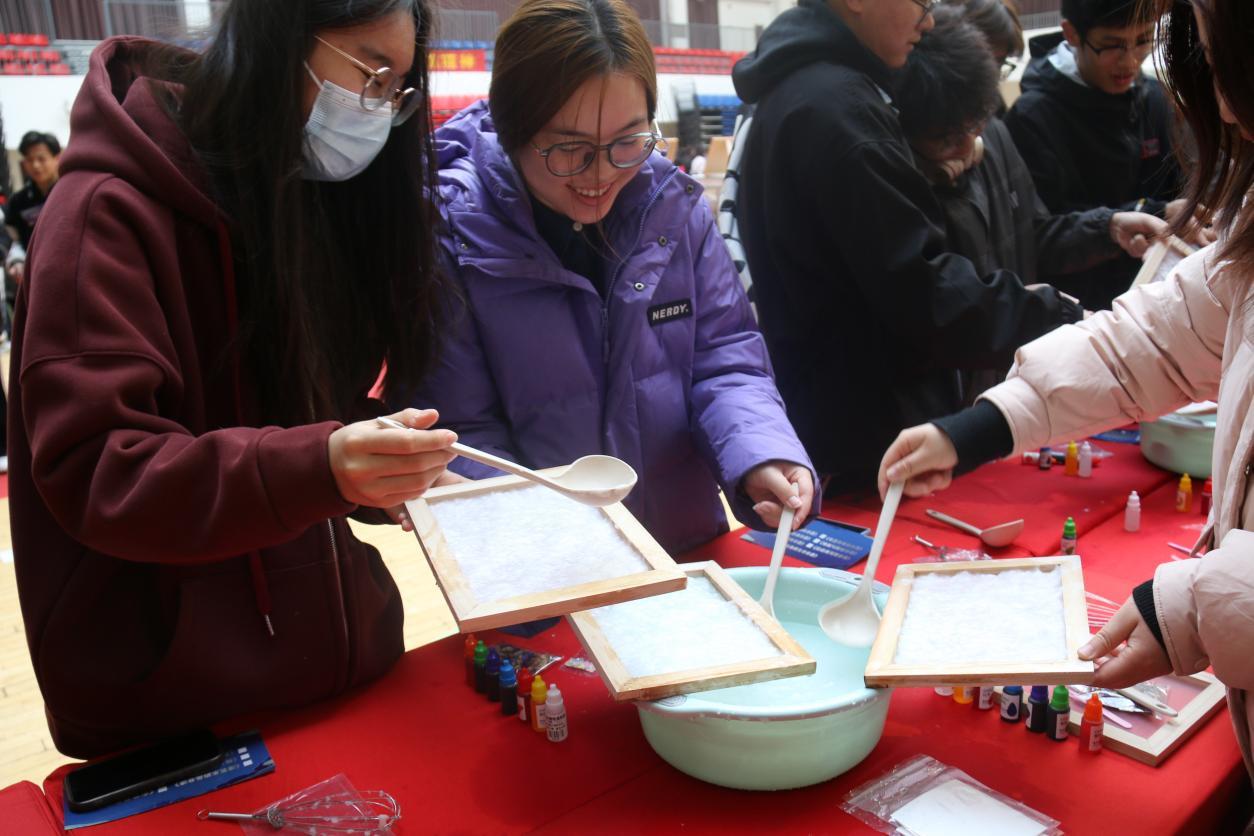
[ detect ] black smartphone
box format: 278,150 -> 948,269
63,730 -> 224,813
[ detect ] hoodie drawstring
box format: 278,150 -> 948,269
217,220 -> 276,638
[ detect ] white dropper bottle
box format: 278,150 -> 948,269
545,685 -> 568,742
1125,491 -> 1141,532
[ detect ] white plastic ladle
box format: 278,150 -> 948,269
757,484 -> 798,618
925,509 -> 1024,548
818,481 -> 905,646
376,417 -> 637,507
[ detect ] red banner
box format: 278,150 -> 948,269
428,50 -> 487,72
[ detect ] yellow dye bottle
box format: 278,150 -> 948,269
530,674 -> 548,732
1064,441 -> 1079,476
1176,474 -> 1193,513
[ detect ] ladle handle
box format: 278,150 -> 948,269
861,481 -> 905,589
376,417 -> 556,489
449,442 -> 544,483
926,509 -> 983,537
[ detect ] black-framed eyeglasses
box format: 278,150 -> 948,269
909,0 -> 939,27
313,35 -> 422,125
531,131 -> 665,177
1082,36 -> 1155,60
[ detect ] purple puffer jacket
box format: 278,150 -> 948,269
412,101 -> 817,554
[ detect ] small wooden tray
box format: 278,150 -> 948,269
568,561 -> 815,701
864,556 -> 1095,688
994,673 -> 1226,766
406,473 -> 686,632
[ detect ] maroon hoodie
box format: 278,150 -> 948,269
8,38 -> 405,758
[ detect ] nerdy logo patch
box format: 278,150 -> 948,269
1141,138 -> 1161,159
647,299 -> 693,326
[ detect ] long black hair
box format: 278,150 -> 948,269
1153,0 -> 1254,267
155,0 -> 443,425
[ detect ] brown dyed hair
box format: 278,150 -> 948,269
489,0 -> 658,153
1151,0 -> 1254,266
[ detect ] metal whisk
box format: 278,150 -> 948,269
198,790 -> 400,834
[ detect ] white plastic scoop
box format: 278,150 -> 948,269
757,484 -> 798,618
376,417 -> 637,507
819,481 -> 905,647
925,509 -> 1024,548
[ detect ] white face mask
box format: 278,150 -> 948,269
302,64 -> 393,182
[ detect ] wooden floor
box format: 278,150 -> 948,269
0,506 -> 462,790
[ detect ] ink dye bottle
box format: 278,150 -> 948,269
485,648 -> 501,702
1047,685 -> 1071,741
464,634 -> 478,688
1124,491 -> 1141,532
498,660 -> 518,717
1026,685 -> 1049,733
531,675 -> 548,732
1001,685 -> 1023,723
545,685 -> 569,742
1060,517 -> 1077,555
1080,694 -> 1104,753
517,667 -> 533,723
473,641 -> 488,694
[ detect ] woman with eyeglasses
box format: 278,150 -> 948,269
407,0 -> 818,553
8,0 -> 456,758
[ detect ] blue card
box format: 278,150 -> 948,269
741,518 -> 873,570
63,730 -> 274,829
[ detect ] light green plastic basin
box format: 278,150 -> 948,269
635,567 -> 892,791
1140,411 -> 1216,479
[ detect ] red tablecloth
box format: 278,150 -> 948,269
41,443 -> 1248,834
0,781 -> 61,835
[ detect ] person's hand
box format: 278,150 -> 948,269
743,461 -> 813,530
1164,199 -> 1218,248
328,407 -> 457,509
1110,211 -> 1168,259
7,260 -> 24,283
878,424 -> 958,499
382,470 -> 471,532
1079,597 -> 1173,689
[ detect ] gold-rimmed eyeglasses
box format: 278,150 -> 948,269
313,35 -> 422,125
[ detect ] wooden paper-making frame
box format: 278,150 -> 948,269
567,561 -> 815,702
406,473 -> 686,632
863,556 -> 1095,688
1132,236 -> 1196,289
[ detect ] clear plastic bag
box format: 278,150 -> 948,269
841,754 -> 1061,836
232,774 -> 399,835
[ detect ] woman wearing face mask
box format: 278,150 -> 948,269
408,0 -> 817,553
9,0 -> 454,758
880,0 -> 1254,785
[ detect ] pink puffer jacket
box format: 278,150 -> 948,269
981,242 -> 1254,780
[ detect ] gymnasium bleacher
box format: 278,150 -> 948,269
0,33 -> 71,76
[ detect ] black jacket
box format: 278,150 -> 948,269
934,119 -> 1119,283
732,0 -> 1082,493
1004,33 -> 1182,308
